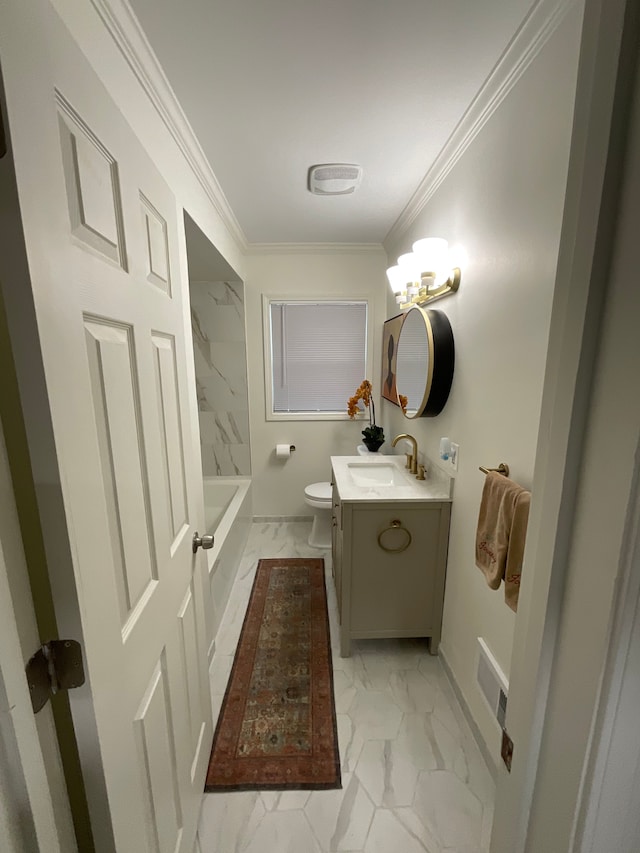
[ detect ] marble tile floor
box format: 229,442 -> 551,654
198,521 -> 495,853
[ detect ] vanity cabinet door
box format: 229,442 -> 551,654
349,504 -> 446,637
331,485 -> 343,618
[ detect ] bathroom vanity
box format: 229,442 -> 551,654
330,455 -> 452,657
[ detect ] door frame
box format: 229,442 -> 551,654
492,0 -> 640,848
544,8 -> 640,847
0,381 -> 76,852
573,460 -> 640,849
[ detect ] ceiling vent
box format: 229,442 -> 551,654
308,164 -> 362,195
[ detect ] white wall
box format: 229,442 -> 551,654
384,6 -> 583,762
244,251 -> 387,517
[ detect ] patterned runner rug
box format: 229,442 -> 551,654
205,557 -> 341,791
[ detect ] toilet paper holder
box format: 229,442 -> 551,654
275,444 -> 296,458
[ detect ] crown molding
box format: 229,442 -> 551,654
89,0 -> 248,251
384,0 -> 578,252
244,242 -> 387,256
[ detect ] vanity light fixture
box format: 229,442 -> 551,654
386,237 -> 462,309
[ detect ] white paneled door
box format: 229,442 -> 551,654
0,3 -> 211,851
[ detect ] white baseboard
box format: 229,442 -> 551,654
439,646 -> 498,778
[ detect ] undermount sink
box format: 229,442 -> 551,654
331,456 -> 453,503
346,462 -> 408,487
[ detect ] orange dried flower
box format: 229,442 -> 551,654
347,395 -> 360,418
348,379 -> 385,447
399,394 -> 408,414
348,380 -> 376,424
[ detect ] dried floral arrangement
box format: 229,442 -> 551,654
347,380 -> 385,449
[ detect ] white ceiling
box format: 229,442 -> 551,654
128,0 -> 534,245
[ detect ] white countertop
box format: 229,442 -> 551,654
331,455 -> 453,503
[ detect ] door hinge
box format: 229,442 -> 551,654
0,104 -> 6,159
26,640 -> 85,713
501,727 -> 514,772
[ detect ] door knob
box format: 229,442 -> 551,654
192,531 -> 214,553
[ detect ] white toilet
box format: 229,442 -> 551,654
304,482 -> 333,549
304,446 -> 385,549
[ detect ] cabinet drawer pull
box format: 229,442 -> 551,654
377,520 -> 412,554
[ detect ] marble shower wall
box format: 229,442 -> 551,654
190,280 -> 251,476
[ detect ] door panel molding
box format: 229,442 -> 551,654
57,92 -> 127,269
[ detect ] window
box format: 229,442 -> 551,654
264,298 -> 368,419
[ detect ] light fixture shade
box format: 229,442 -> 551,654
412,237 -> 450,286
397,252 -> 422,285
391,237 -> 462,308
385,265 -> 406,294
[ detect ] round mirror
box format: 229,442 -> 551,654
395,306 -> 455,418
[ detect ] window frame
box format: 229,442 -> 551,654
262,294 -> 373,422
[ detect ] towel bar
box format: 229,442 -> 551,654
479,463 -> 510,476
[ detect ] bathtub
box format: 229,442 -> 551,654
204,482 -> 241,534
202,476 -> 252,660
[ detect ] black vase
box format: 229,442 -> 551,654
363,438 -> 385,453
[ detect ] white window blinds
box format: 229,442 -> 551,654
270,301 -> 367,413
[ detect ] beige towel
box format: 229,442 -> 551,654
504,490 -> 530,612
476,472 -> 531,609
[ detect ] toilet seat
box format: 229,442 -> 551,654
304,481 -> 332,509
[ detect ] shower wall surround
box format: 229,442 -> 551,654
190,280 -> 251,475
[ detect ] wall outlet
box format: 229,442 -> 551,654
450,442 -> 459,471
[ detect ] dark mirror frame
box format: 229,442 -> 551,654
395,306 -> 455,418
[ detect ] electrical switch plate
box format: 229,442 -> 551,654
450,442 -> 459,471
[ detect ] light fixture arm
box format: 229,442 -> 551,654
387,238 -> 463,309
397,267 -> 461,310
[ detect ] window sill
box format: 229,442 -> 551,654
266,412 -> 364,423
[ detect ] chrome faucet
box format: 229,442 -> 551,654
392,433 -> 418,475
